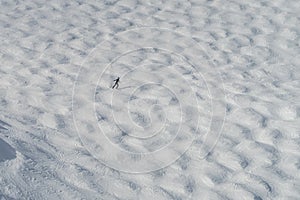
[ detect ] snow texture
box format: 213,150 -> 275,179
0,0 -> 300,199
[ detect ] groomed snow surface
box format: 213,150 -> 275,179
0,0 -> 300,199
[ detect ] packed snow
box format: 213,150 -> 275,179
0,0 -> 299,199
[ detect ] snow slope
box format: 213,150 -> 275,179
0,0 -> 299,199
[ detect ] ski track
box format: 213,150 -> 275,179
0,0 -> 300,199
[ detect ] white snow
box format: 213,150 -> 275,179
0,0 -> 299,199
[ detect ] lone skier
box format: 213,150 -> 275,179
112,77 -> 120,89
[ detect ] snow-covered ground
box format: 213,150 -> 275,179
0,0 -> 299,199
